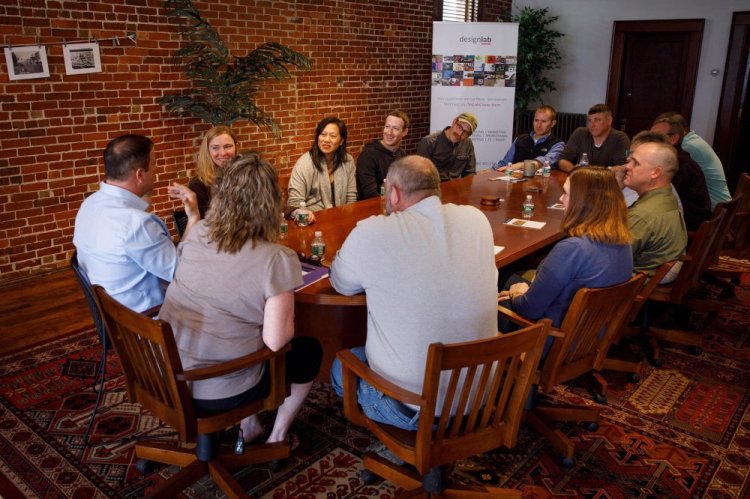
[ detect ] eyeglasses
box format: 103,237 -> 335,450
455,122 -> 472,138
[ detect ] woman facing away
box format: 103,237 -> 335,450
188,125 -> 239,218
286,116 -> 357,224
160,152 -> 322,447
499,167 -> 634,329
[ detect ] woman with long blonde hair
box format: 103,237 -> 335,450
188,125 -> 239,217
500,167 -> 633,328
161,152 -> 322,448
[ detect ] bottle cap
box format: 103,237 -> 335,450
526,194 -> 532,199
314,231 -> 322,237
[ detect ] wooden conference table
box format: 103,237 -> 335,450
281,170 -> 567,380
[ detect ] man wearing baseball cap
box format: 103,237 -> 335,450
416,112 -> 477,181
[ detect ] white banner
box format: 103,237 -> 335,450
430,22 -> 518,171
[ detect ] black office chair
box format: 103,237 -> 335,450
69,250 -> 110,446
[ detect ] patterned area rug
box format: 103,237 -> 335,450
1,282 -> 748,498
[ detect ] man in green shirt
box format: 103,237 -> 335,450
623,141 -> 687,276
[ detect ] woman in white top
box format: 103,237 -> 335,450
287,117 -> 357,222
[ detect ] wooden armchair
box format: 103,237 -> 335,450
720,172 -> 749,258
498,274 -> 645,466
646,210 -> 725,355
92,285 -> 290,498
337,321 -> 550,498
703,191 -> 749,297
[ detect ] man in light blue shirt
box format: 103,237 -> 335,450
73,134 -> 199,312
493,105 -> 564,172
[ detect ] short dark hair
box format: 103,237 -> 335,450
103,134 -> 154,181
652,112 -> 688,138
588,103 -> 612,117
631,130 -> 670,148
386,109 -> 410,129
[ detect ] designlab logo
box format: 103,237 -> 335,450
459,35 -> 492,46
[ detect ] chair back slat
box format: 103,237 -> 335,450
92,285 -> 196,441
417,321 -> 549,471
541,274 -> 645,391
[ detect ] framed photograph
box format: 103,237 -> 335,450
4,45 -> 50,80
63,42 -> 101,75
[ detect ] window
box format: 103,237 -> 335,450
442,0 -> 480,22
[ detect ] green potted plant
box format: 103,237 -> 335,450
504,7 -> 564,111
160,0 -> 311,137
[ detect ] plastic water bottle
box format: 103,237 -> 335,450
296,202 -> 310,227
522,195 -> 535,219
311,231 -> 325,261
579,153 -> 589,168
279,212 -> 288,239
542,160 -> 551,177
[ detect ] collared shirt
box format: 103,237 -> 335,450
628,186 -> 687,274
494,132 -> 564,169
73,181 -> 177,312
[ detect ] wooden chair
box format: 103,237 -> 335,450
498,274 -> 646,466
720,172 -> 750,257
91,285 -> 290,498
69,251 -> 110,446
703,191 -> 749,297
337,321 -> 550,498
646,210 -> 726,355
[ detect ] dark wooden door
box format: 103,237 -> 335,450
714,11 -> 750,192
606,20 -> 704,139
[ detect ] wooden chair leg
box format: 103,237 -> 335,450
363,452 -> 423,491
144,460 -> 207,499
208,461 -> 249,499
136,442 -> 196,467
526,410 -> 575,463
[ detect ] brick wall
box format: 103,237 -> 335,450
0,0 -> 510,283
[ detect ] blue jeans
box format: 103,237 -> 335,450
331,346 -> 420,431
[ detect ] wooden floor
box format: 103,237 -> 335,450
0,269 -> 93,355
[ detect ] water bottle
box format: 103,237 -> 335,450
296,201 -> 310,227
542,160 -> 551,177
522,194 -> 535,219
579,153 -> 589,168
279,212 -> 288,239
310,231 -> 326,262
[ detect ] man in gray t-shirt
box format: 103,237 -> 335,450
329,155 -> 498,430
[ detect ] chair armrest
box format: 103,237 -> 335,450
336,350 -> 425,408
497,305 -> 535,328
142,305 -> 161,318
180,344 -> 291,382
497,306 -> 564,338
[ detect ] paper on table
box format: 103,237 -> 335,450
489,176 -> 527,183
548,202 -> 565,210
494,245 -> 505,255
504,218 -> 546,230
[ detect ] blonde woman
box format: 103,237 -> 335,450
188,125 -> 239,217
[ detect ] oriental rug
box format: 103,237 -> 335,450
1,281 -> 748,498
